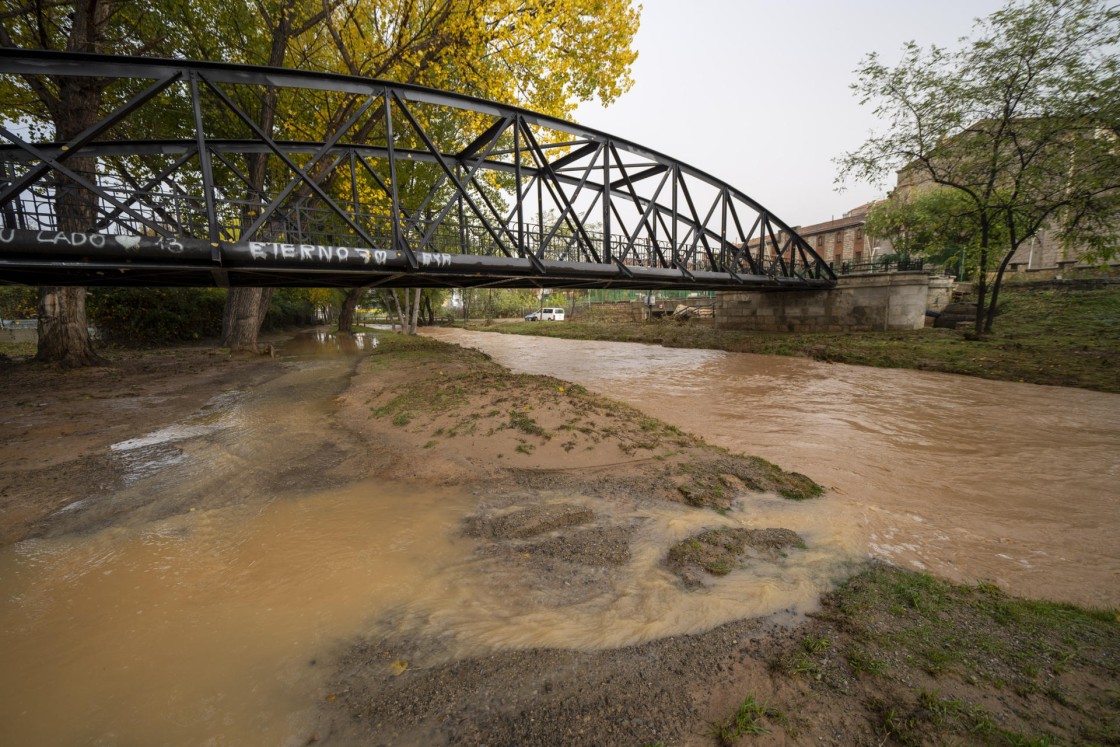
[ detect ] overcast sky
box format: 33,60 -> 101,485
573,0 -> 1009,227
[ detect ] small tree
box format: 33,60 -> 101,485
839,0 -> 1120,334
864,187 -> 1010,278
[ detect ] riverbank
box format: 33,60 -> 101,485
464,284 -> 1120,393
318,332 -> 1119,746
0,333 -> 1116,745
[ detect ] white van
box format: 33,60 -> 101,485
525,307 -> 565,321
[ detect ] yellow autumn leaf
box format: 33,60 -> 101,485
390,659 -> 409,676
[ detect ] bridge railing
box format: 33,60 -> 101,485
834,257 -> 926,275
1,161 -> 766,276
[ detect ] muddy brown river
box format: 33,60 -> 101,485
1,329 -> 1117,745
429,328 -> 1120,609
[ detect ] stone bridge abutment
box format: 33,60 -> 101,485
716,273 -> 954,332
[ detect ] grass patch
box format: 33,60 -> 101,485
507,409 -> 548,438
666,527 -> 805,585
770,562 -> 1120,745
0,338 -> 36,359
675,455 -> 824,509
875,691 -> 1054,747
709,695 -> 780,745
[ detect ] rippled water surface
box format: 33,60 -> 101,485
0,330 -> 867,745
428,328 -> 1120,608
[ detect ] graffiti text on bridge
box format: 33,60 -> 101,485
247,242 -> 390,265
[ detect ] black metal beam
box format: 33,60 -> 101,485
0,50 -> 835,291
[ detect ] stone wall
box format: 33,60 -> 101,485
716,272 -> 938,332
927,276 -> 954,314
573,300 -> 645,322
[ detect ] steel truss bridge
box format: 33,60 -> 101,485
0,50 -> 835,292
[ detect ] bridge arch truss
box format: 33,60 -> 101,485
0,50 -> 835,291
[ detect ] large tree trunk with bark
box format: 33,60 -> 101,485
35,4 -> 112,366
337,288 -> 362,332
36,286 -> 100,366
217,19 -> 293,353
222,287 -> 274,352
39,153 -> 103,367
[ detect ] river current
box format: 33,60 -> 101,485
1,329 -> 1116,744
428,328 -> 1120,609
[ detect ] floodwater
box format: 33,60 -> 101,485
427,328 -> 1120,609
2,327 -> 1116,744
0,330 -> 862,745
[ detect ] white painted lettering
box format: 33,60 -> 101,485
249,242 -> 267,260
420,252 -> 451,268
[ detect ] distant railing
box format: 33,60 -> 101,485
834,257 -> 925,275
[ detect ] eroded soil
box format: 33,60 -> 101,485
1,332 -> 1116,746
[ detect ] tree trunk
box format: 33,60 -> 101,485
421,294 -> 434,326
217,16 -> 291,354
972,223 -> 990,336
337,288 -> 362,332
984,249 -> 1018,333
985,218 -> 1022,334
222,287 -> 274,352
35,286 -> 101,366
389,289 -> 407,332
37,9 -> 110,366
408,287 -> 422,335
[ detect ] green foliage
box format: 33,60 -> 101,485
1,0 -> 642,355
0,286 -> 37,320
87,288 -> 225,346
839,0 -> 1120,331
459,289 -> 545,320
262,289 -> 321,331
865,188 -> 1011,278
79,287 -> 322,348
